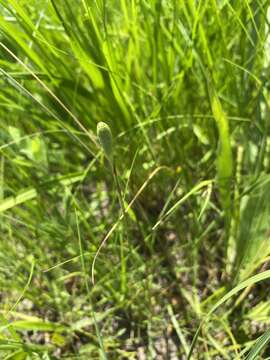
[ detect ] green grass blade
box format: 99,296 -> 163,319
0,172 -> 84,212
188,269 -> 270,359
245,328 -> 270,360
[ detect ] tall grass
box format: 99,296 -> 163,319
0,0 -> 270,358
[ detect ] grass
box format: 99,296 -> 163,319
0,0 -> 270,358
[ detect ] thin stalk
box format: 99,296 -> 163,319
75,209 -> 107,359
112,162 -> 127,295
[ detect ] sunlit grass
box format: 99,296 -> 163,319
0,0 -> 270,358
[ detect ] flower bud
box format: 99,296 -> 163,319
97,122 -> 113,163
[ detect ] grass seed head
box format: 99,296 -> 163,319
97,122 -> 113,163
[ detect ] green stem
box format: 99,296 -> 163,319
112,162 -> 127,295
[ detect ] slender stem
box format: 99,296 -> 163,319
75,209 -> 107,359
112,161 -> 127,294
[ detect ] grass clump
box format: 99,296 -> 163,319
0,1 -> 270,359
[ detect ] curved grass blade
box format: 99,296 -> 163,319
245,328 -> 270,360
187,269 -> 270,359
152,179 -> 213,230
